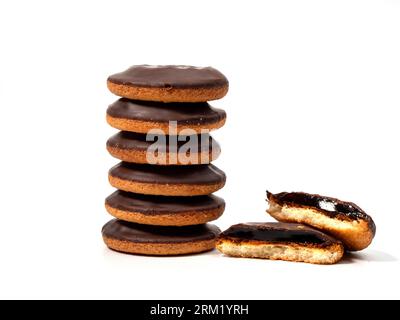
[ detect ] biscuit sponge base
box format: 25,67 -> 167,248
216,240 -> 344,265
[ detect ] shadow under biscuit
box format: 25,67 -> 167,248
338,250 -> 397,264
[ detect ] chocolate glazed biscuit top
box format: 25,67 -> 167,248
107,65 -> 228,89
220,223 -> 340,247
106,191 -> 225,214
107,131 -> 220,153
109,162 -> 226,185
267,191 -> 376,235
102,219 -> 221,243
107,99 -> 226,124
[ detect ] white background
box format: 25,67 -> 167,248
0,0 -> 399,300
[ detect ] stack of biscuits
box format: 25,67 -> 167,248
102,65 -> 229,255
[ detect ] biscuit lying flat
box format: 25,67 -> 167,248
267,191 -> 376,251
107,99 -> 226,134
102,219 -> 221,255
108,162 -> 226,196
107,65 -> 229,102
216,222 -> 344,264
106,132 -> 220,165
105,191 -> 225,226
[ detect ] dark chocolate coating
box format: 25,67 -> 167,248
220,223 -> 340,247
267,191 -> 376,235
107,65 -> 228,89
106,131 -> 220,153
109,162 -> 226,185
106,191 -> 225,215
107,98 -> 226,124
102,219 -> 221,243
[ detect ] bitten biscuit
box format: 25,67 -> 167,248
216,222 -> 344,264
107,65 -> 229,102
108,162 -> 226,196
106,99 -> 226,134
102,219 -> 221,255
267,191 -> 376,251
106,132 -> 221,165
105,191 -> 225,226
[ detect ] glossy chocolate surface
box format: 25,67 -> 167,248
107,65 -> 228,89
267,191 -> 376,234
106,191 -> 225,214
107,98 -> 226,124
220,222 -> 339,246
109,162 -> 226,185
102,219 -> 220,243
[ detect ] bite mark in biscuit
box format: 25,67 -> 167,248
266,191 -> 376,251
